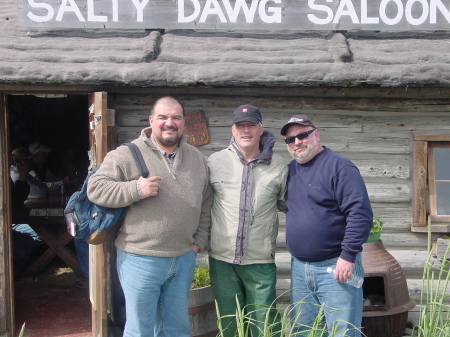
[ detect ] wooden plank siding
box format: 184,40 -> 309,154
112,93 -> 450,324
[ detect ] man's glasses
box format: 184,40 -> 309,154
284,128 -> 316,144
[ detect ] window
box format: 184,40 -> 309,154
428,144 -> 450,221
413,134 -> 450,233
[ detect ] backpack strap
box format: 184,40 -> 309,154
123,143 -> 149,178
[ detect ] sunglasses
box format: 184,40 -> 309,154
284,128 -> 316,144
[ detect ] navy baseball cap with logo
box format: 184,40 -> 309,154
232,104 -> 263,125
280,115 -> 315,136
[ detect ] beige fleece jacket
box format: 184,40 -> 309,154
87,128 -> 213,257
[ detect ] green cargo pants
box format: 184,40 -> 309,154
209,257 -> 282,337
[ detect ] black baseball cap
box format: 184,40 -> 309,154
232,104 -> 263,125
280,115 -> 315,136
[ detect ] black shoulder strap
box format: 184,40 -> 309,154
123,143 -> 149,178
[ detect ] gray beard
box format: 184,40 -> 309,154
289,140 -> 321,164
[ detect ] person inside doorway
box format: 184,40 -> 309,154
10,147 -> 48,199
73,238 -> 89,289
28,141 -> 70,191
10,147 -> 43,278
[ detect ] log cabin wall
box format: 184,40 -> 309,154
110,88 -> 450,321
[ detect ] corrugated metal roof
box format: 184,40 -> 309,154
2,1 -> 450,88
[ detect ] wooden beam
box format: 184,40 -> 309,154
3,85 -> 450,101
412,140 -> 428,227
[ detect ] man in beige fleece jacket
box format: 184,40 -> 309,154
87,96 -> 213,337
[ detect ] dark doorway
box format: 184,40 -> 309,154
8,94 -> 90,180
8,94 -> 92,337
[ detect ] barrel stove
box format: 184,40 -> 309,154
361,240 -> 416,337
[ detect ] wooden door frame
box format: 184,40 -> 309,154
88,92 -> 110,337
0,91 -> 112,337
0,93 -> 14,337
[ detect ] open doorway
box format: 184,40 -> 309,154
8,94 -> 92,337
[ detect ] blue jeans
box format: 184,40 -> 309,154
74,238 -> 89,278
12,224 -> 42,246
290,254 -> 364,337
12,230 -> 35,278
117,249 -> 197,337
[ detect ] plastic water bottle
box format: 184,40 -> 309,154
326,267 -> 364,288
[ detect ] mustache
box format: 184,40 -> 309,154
161,125 -> 178,131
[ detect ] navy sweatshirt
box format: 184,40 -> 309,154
285,147 -> 372,263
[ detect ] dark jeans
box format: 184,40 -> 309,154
12,230 -> 35,278
74,238 -> 89,278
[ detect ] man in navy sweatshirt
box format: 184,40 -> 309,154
281,115 -> 372,337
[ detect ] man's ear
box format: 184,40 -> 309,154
314,129 -> 320,141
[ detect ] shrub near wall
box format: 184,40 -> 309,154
189,266 -> 218,337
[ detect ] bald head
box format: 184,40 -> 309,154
151,96 -> 185,117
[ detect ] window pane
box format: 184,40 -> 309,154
434,148 -> 450,180
436,182 -> 450,215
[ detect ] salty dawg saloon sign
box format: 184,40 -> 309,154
18,0 -> 450,30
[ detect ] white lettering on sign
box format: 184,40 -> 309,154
379,0 -> 404,25
55,0 -> 85,22
26,0 -> 151,23
200,0 -> 228,23
131,0 -> 150,22
178,0 -> 281,23
27,0 -> 54,23
178,0 -> 201,23
19,0 -> 450,29
430,0 -> 450,23
308,0 -> 450,26
334,0 -> 359,24
361,0 -> 379,24
308,0 -> 334,24
260,0 -> 281,23
88,0 -> 107,22
112,0 -> 118,22
405,0 -> 428,25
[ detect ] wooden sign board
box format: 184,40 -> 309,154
18,0 -> 450,31
184,110 -> 210,147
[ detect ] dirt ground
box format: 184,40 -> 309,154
14,260 -> 92,337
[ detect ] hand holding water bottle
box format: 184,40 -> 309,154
327,267 -> 363,288
327,258 -> 363,288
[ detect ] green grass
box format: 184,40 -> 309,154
18,323 -> 25,337
411,218 -> 450,337
216,296 -> 361,337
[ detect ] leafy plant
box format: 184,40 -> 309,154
411,217 -> 450,337
370,216 -> 384,235
191,265 -> 210,289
